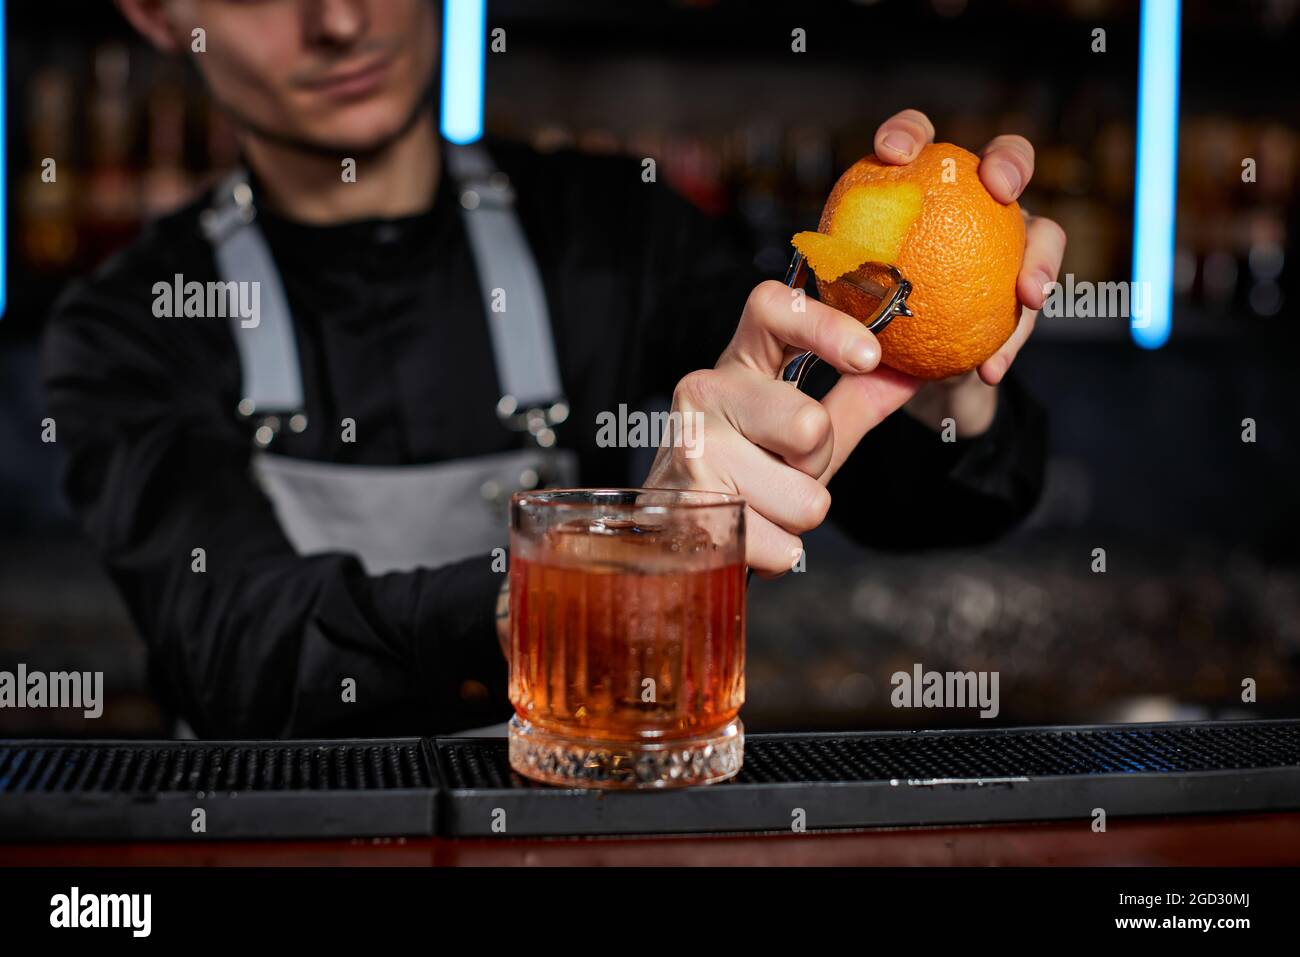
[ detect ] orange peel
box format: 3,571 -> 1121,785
790,231 -> 873,284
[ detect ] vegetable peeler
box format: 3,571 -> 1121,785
779,249 -> 914,389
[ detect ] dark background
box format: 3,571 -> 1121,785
1,0 -> 1297,736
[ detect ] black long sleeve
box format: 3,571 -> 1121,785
42,224 -> 510,739
826,372 -> 1047,549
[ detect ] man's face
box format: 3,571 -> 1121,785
172,0 -> 438,154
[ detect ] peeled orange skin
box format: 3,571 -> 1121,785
798,143 -> 1026,381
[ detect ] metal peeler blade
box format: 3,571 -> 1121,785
779,249 -> 913,390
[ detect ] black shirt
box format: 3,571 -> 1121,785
41,140 -> 1046,737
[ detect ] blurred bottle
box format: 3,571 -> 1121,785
1247,124 -> 1294,317
665,134 -> 725,216
1181,116 -> 1252,315
140,66 -> 194,219
1245,209 -> 1286,318
81,45 -> 142,266
19,67 -> 79,272
1095,120 -> 1134,204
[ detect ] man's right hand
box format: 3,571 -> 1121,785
644,280 -> 922,577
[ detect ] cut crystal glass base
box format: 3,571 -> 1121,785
508,715 -> 743,789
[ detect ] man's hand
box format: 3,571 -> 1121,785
873,108 -> 1066,434
647,109 -> 1066,576
873,109 -> 1067,434
644,282 -> 923,576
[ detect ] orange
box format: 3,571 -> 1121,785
792,142 -> 1025,380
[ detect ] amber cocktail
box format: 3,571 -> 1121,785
508,489 -> 745,788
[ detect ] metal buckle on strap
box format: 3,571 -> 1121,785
199,175 -> 257,243
495,396 -> 569,449
237,398 -> 309,448
458,171 -> 515,212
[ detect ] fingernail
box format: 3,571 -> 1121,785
881,133 -> 915,159
996,162 -> 1022,199
1023,269 -> 1051,299
1025,270 -> 1053,306
849,340 -> 879,372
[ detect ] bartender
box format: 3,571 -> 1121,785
43,0 -> 1063,737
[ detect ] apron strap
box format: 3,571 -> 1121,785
444,144 -> 569,445
201,172 -> 306,421
203,145 -> 569,447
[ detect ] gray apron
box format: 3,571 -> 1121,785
199,143 -> 577,574
184,144 -> 577,737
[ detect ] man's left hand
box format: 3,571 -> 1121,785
871,109 -> 1068,436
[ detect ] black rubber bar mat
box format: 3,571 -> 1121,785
2,720 -> 1298,841
0,738 -> 435,841
431,719 -> 1300,837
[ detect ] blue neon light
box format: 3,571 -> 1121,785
439,0 -> 486,145
1130,0 -> 1181,349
